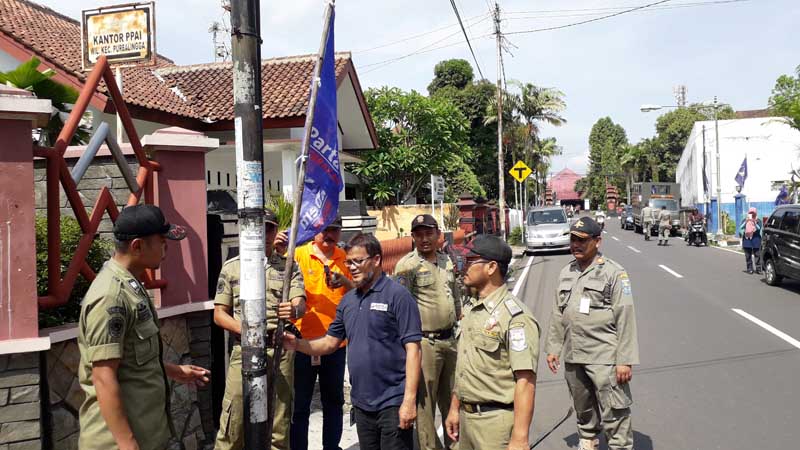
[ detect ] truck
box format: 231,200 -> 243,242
630,182 -> 682,236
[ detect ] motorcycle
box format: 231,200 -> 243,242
685,221 -> 707,247
595,213 -> 606,230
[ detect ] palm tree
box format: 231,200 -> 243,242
619,144 -> 647,204
531,137 -> 562,204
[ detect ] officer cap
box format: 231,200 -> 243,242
114,204 -> 186,241
411,214 -> 439,231
264,208 -> 279,226
569,217 -> 602,239
466,235 -> 512,265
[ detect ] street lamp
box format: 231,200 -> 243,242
640,98 -> 728,237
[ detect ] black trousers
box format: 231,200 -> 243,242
353,405 -> 413,450
744,246 -> 762,272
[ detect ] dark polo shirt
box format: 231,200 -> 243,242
327,273 -> 422,411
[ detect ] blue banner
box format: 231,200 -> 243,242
734,155 -> 748,188
296,9 -> 342,245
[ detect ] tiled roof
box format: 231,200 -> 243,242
735,109 -> 772,119
0,0 -> 352,123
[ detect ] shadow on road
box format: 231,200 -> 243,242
563,430 -> 654,449
759,277 -> 800,295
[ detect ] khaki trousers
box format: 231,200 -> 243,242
214,346 -> 295,450
564,363 -> 633,450
416,336 -> 457,450
457,407 -> 513,450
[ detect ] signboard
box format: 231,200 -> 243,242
81,2 -> 156,70
509,160 -> 532,183
431,175 -> 445,202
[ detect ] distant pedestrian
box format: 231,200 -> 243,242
740,207 -> 763,274
641,205 -> 654,241
394,214 -> 461,450
78,205 -> 209,450
545,217 -> 639,450
291,217 -> 353,450
445,235 -> 540,450
283,233 -> 422,450
657,206 -> 671,246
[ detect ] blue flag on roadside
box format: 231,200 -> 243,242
296,9 -> 342,244
734,156 -> 748,189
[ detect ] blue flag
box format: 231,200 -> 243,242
734,156 -> 748,188
296,9 -> 342,244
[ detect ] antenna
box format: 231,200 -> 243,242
673,85 -> 687,107
208,1 -> 232,62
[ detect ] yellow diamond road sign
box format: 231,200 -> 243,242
509,160 -> 532,183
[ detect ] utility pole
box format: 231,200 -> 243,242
494,2 -> 506,238
230,0 -> 268,448
713,96 -> 723,236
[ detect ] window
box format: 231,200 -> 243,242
207,170 -> 211,184
268,180 -> 272,190
649,199 -> 678,210
217,171 -> 221,186
226,173 -> 230,187
779,210 -> 799,234
767,211 -> 784,229
528,209 -> 567,225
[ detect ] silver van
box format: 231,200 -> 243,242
525,206 -> 571,253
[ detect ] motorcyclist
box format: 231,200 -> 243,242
686,208 -> 708,246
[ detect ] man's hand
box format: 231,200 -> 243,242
278,301 -> 293,320
328,271 -> 352,290
445,406 -> 460,442
547,354 -> 560,374
282,333 -> 298,351
398,398 -> 417,430
616,365 -> 632,384
166,364 -> 210,387
274,231 -> 289,255
118,439 -> 140,450
507,437 -> 529,450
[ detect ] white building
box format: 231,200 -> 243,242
676,116 -> 800,220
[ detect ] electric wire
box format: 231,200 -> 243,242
352,12 -> 489,54
448,0 -> 485,79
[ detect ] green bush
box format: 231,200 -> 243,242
36,215 -> 112,328
721,211 -> 736,236
508,226 -> 524,246
266,194 -> 294,230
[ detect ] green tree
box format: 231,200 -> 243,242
428,59 -> 475,95
769,65 -> 800,131
353,87 -> 472,206
0,57 -> 90,146
586,117 -> 628,208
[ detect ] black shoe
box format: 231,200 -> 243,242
747,270 -> 754,274
755,270 -> 762,275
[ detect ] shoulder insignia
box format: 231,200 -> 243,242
128,279 -> 143,295
136,301 -> 152,322
509,327 -> 527,351
504,298 -> 523,317
108,316 -> 125,339
216,278 -> 226,295
107,306 -> 126,316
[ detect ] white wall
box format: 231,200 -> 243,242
677,117 -> 800,205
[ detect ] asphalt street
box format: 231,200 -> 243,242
515,213 -> 800,450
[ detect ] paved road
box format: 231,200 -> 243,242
515,214 -> 800,450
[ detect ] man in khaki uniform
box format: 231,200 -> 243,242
78,204 -> 209,450
545,217 -> 639,450
658,206 -> 671,246
213,209 -> 306,450
641,205 -> 654,241
394,214 -> 460,450
445,235 -> 540,450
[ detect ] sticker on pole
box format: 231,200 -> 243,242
509,160 -> 532,183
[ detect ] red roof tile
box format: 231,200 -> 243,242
0,0 -> 353,123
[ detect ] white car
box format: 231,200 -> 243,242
525,207 -> 571,253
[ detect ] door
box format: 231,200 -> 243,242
776,209 -> 800,278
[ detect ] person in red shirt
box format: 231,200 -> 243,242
291,217 -> 354,450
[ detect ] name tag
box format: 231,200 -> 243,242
579,297 -> 591,314
370,302 -> 389,312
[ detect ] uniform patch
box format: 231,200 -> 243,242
108,316 -> 124,339
136,301 -> 152,322
509,327 -> 527,351
504,299 -> 523,317
128,279 -> 143,295
107,306 -> 125,316
370,302 -> 388,312
216,278 -> 226,295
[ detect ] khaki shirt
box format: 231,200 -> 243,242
455,287 -> 540,405
214,253 -> 305,334
659,209 -> 671,226
393,249 -> 461,331
78,258 -> 171,450
642,206 -> 653,224
544,255 -> 640,366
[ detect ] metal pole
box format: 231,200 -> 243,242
494,3 -> 506,238
230,0 -> 267,447
702,125 -> 709,215
714,96 -> 722,236
115,67 -> 124,143
272,0 -> 336,440
431,174 -> 436,216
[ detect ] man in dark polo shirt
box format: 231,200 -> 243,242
283,232 -> 422,450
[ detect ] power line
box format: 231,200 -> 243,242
505,0 -> 674,36
351,12 -> 489,54
448,0 -> 485,79
503,0 -> 748,16
502,0 -> 748,22
359,31 -> 494,74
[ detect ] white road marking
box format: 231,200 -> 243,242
627,245 -> 641,253
711,245 -> 744,255
658,264 -> 684,278
612,236 -> 620,241
512,255 -> 535,297
732,309 -> 800,349
603,230 -> 608,234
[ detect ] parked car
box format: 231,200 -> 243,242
761,205 -> 800,286
525,206 -> 571,253
621,205 -> 635,230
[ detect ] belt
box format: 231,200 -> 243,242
422,328 -> 454,340
460,401 -> 513,414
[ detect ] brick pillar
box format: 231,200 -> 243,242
143,127 -> 218,308
0,87 -> 51,342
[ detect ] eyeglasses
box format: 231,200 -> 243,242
465,259 -> 491,268
345,255 -> 375,268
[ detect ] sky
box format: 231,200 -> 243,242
40,0 -> 800,176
